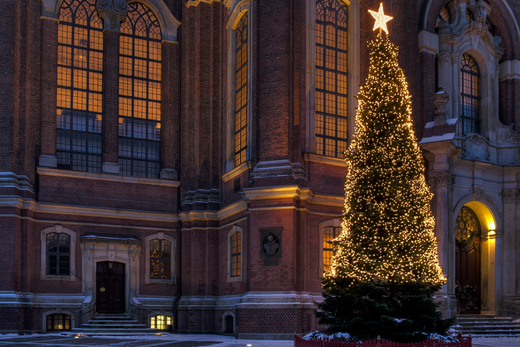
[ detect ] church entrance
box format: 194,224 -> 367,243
96,261 -> 126,314
455,206 -> 481,314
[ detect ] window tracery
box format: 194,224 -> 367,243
119,2 -> 162,178
315,0 -> 348,158
57,0 -> 103,173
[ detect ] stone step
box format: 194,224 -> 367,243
82,323 -> 148,329
453,315 -> 520,337
71,327 -> 159,334
87,319 -> 140,324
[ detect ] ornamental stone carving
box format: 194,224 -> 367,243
438,51 -> 450,68
502,189 -> 518,203
497,122 -> 520,144
428,171 -> 454,190
473,186 -> 484,201
96,0 -> 129,31
433,87 -> 449,126
460,135 -> 490,162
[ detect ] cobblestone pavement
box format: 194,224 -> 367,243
1,334 -> 520,347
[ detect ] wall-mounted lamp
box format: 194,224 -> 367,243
488,221 -> 496,236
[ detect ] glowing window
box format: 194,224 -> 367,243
150,239 -> 171,279
315,0 -> 348,158
46,314 -> 71,331
57,0 -> 103,172
323,226 -> 340,272
230,232 -> 241,277
46,233 -> 70,276
235,14 -> 248,166
150,315 -> 172,330
119,3 -> 162,178
460,53 -> 480,134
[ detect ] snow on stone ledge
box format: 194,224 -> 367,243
419,133 -> 456,144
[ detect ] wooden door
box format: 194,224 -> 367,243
96,262 -> 125,314
455,206 -> 481,314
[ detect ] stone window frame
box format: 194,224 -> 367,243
145,232 -> 176,284
40,225 -> 77,281
225,1 -> 253,174
227,225 -> 243,283
431,0 -> 503,141
318,218 -> 341,277
306,0 -> 360,158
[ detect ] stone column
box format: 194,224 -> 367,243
97,0 -> 129,174
429,170 -> 457,318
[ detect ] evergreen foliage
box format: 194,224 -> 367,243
317,35 -> 453,343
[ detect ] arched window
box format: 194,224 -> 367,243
460,53 -> 481,134
56,0 -> 103,172
230,231 -> 242,278
234,14 -> 248,166
435,6 -> 450,30
322,225 -> 340,272
46,233 -> 71,276
455,206 -> 481,244
119,3 -> 162,178
150,239 -> 171,280
315,0 -> 348,158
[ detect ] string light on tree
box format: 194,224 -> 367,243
316,3 -> 451,342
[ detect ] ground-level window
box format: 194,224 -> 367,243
150,315 -> 172,330
47,314 -> 71,331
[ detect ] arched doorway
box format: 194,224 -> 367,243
225,315 -> 234,334
455,206 -> 481,314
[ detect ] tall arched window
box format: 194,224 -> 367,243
230,231 -> 242,278
235,14 -> 248,166
315,0 -> 348,158
57,0 -> 103,172
119,3 -> 162,178
460,53 -> 481,134
323,225 -> 340,272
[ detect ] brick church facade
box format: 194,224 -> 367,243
0,0 -> 520,338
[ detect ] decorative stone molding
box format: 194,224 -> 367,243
428,171 -> 454,190
433,87 -> 449,126
460,135 -> 490,162
96,0 -> 129,31
502,189 -> 518,203
473,186 -> 485,201
187,0 -> 220,8
499,60 -> 520,82
437,51 -> 450,68
260,228 -> 282,266
418,30 -> 439,55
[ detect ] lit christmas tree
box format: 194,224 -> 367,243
316,4 -> 452,342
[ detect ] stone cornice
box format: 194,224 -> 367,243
187,0 -> 220,8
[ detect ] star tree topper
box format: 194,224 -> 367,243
368,3 -> 393,35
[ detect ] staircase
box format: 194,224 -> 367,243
71,314 -> 160,336
453,315 -> 520,337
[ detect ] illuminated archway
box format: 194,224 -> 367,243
453,197 -> 499,315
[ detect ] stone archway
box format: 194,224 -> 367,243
454,200 -> 498,315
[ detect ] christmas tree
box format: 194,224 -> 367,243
316,4 -> 452,343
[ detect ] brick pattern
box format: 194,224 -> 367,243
103,30 -> 120,164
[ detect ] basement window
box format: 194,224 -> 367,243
46,314 -> 71,331
151,315 -> 172,330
